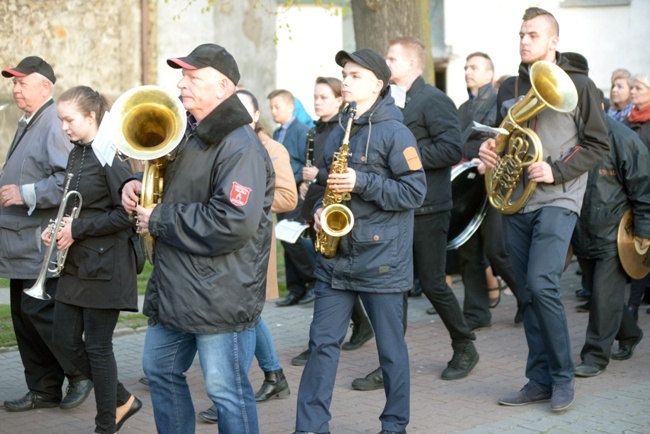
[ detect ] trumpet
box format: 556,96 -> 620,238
24,173 -> 82,300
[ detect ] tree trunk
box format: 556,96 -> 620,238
350,0 -> 435,85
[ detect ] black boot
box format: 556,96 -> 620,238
255,369 -> 290,402
440,341 -> 479,380
59,378 -> 93,409
351,367 -> 383,391
342,321 -> 374,351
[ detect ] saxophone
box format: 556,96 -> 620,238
315,102 -> 357,258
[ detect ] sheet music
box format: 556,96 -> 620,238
92,111 -> 116,166
472,121 -> 508,136
275,220 -> 309,244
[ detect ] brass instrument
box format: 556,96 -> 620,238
24,173 -> 82,300
617,208 -> 650,279
485,61 -> 578,214
112,85 -> 187,261
315,103 -> 357,258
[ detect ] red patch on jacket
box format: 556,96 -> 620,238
230,182 -> 252,206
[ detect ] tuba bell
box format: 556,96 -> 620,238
112,85 -> 187,261
485,61 -> 578,214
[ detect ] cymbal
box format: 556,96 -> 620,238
617,208 -> 650,279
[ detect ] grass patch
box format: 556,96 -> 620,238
0,305 -> 17,348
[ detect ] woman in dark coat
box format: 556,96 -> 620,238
44,85 -> 141,433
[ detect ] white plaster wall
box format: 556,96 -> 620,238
274,5 -> 344,121
445,0 -> 650,107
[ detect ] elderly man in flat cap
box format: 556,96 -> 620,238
1,56 -> 93,412
121,43 -> 274,434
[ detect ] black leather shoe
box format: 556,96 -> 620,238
342,321 -> 374,351
378,430 -> 407,434
575,288 -> 591,300
574,363 -> 604,377
514,306 -> 524,324
276,293 -> 301,307
255,369 -> 290,402
612,329 -> 643,361
59,379 -> 93,409
138,376 -> 150,386
116,396 -> 143,432
197,404 -> 218,424
292,348 -> 311,366
4,391 -> 59,412
575,301 -> 590,312
298,288 -> 316,305
293,431 -> 330,434
351,367 -> 383,391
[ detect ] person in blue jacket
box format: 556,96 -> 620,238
293,48 -> 426,434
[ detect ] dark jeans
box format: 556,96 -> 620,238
10,278 -> 82,401
503,207 -> 576,387
53,301 -> 130,434
296,282 -> 409,433
578,256 -> 642,368
413,211 -> 475,343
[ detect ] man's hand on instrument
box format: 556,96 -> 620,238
135,204 -> 155,234
478,139 -> 498,169
122,180 -> 142,213
299,182 -> 309,200
528,161 -> 554,184
327,168 -> 356,193
470,158 -> 486,175
0,184 -> 24,207
302,166 -> 319,182
41,225 -> 54,247
635,236 -> 650,253
313,208 -> 323,233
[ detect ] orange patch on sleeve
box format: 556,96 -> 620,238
403,146 -> 422,171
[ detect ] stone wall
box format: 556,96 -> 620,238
0,0 -> 149,161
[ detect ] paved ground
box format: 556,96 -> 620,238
1,260 -> 649,434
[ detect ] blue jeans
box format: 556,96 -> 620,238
143,323 -> 258,434
255,317 -> 281,372
502,206 -> 576,388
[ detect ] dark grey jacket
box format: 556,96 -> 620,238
0,100 -> 72,279
458,82 -> 498,160
144,95 -> 275,334
572,117 -> 650,259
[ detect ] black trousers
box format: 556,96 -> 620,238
459,229 -> 491,326
413,211 -> 474,343
53,301 -> 131,434
481,206 -> 521,302
279,201 -> 316,298
10,278 -> 82,401
578,256 -> 642,368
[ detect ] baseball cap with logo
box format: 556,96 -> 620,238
2,56 -> 56,84
167,44 -> 240,85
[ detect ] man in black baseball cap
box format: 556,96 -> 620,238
335,48 -> 391,92
167,43 -> 240,85
2,56 -> 56,84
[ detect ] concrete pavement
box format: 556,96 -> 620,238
1,260 -> 649,433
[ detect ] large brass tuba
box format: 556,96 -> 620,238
112,85 -> 187,260
485,61 -> 578,214
315,103 -> 357,258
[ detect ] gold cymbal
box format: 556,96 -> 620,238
617,208 -> 650,279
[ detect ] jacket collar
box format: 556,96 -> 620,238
193,94 -> 253,147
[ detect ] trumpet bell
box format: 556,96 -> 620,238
23,283 -> 51,300
112,85 -> 187,161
